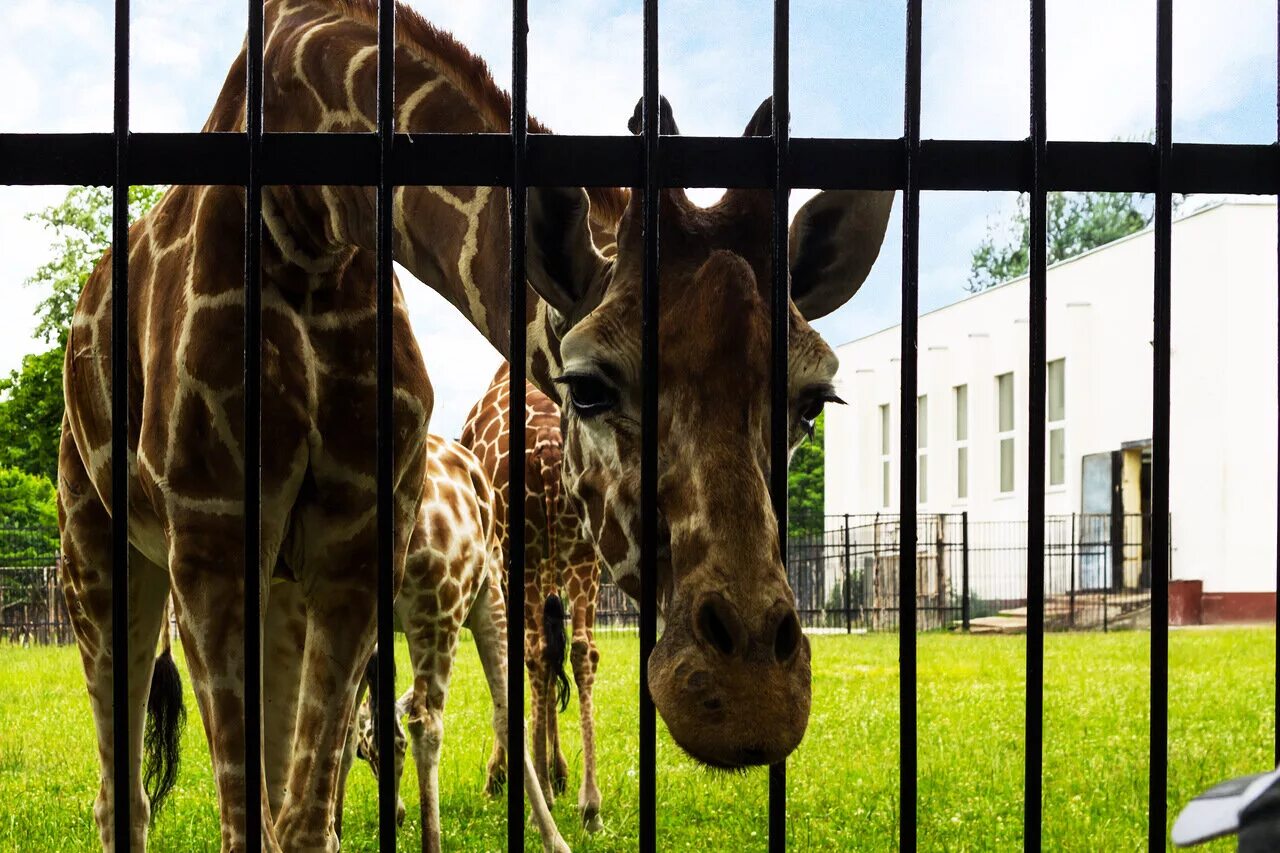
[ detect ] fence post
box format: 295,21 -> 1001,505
1069,512 -> 1077,629
961,511 -> 970,632
843,514 -> 852,634
934,514 -> 945,629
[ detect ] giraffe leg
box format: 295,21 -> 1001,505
401,613 -> 457,853
468,570 -> 570,853
546,658 -> 569,796
525,588 -> 554,807
333,676 -> 366,840
569,562 -> 603,833
272,585 -> 380,851
169,532 -> 279,853
263,581 -> 305,823
60,500 -> 171,853
484,736 -> 507,797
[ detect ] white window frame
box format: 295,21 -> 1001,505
954,384 -> 968,501
997,372 -> 1015,495
1047,358 -> 1066,489
917,395 -> 928,505
880,403 -> 891,509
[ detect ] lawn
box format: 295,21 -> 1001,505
0,628 -> 1272,851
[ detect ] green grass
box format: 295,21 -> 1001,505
0,628 -> 1272,851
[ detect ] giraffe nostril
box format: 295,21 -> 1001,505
695,594 -> 745,658
771,607 -> 801,664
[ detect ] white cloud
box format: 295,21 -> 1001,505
924,0 -> 1274,141
0,0 -> 1271,433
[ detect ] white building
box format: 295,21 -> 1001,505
823,199 -> 1277,623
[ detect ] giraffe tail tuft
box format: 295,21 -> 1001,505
542,593 -> 571,713
143,645 -> 186,821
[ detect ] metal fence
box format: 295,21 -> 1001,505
787,513 -> 1154,633
2,0 -> 1277,850
0,527 -> 69,644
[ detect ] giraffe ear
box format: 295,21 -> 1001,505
526,186 -> 611,325
788,190 -> 895,320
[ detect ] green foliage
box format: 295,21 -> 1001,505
968,191 -> 1166,292
0,467 -> 59,575
0,349 -> 65,484
788,412 -> 824,537
0,467 -> 56,530
0,186 -> 163,486
24,184 -> 164,346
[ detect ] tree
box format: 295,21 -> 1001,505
24,184 -> 165,346
0,186 -> 164,486
788,412 -> 825,537
0,466 -> 57,532
968,191 -> 1171,292
0,349 -> 64,483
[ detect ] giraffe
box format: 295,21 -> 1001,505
461,362 -> 604,830
333,434 -> 568,853
58,2 -> 892,849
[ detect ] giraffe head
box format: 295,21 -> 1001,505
526,97 -> 894,769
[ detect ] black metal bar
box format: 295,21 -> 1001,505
769,0 -> 791,848
1150,0 -> 1173,845
900,0 -> 922,849
639,0 -> 660,847
844,515 -> 853,634
1275,0 -> 1279,770
1069,513 -> 1077,630
243,0 -> 264,849
5,134 -> 1280,194
110,0 -> 131,847
961,511 -> 971,632
507,0 -> 529,848
374,0 -> 398,848
1025,0 -> 1047,849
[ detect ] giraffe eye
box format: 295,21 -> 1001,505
556,373 -> 619,419
798,390 -> 845,437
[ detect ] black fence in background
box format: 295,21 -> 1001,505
0,527 -> 69,644
0,515 -> 1163,640
787,512 -> 1154,633
591,512 -> 1157,633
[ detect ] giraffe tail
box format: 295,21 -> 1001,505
144,598 -> 186,821
542,593 -> 571,713
534,431 -> 571,714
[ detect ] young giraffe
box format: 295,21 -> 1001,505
59,1 -> 892,849
461,362 -> 604,830
335,433 -> 568,853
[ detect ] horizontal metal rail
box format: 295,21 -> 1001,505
1,133 -> 1275,193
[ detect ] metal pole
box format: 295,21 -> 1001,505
962,511 -> 971,632
1069,513 -> 1077,629
844,514 -> 852,634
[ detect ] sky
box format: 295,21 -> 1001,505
0,0 -> 1274,437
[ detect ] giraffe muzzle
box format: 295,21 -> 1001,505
647,590 -> 812,768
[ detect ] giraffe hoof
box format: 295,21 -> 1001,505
553,773 -> 569,796
485,771 -> 506,797
582,807 -> 603,834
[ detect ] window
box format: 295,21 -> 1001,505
880,403 -> 891,508
1048,359 -> 1065,487
954,384 -> 968,500
917,395 -> 928,504
997,372 -> 1014,493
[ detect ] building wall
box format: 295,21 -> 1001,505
824,200 -> 1277,595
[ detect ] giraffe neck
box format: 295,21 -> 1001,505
203,0 -> 617,397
